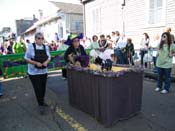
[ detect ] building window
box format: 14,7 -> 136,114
92,7 -> 101,33
58,24 -> 63,38
70,21 -> 83,33
75,22 -> 81,31
147,0 -> 166,25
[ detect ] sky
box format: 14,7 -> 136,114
0,0 -> 80,32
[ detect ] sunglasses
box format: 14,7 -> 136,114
37,37 -> 44,40
73,39 -> 80,42
162,35 -> 167,38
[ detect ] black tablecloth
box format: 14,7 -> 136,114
67,69 -> 143,127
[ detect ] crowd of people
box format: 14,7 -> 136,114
62,27 -> 175,95
1,26 -> 175,114
0,36 -> 69,55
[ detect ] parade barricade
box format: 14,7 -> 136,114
0,49 -> 91,79
0,51 -> 66,78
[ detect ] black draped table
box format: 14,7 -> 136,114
67,67 -> 143,127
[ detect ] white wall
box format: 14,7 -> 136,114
85,0 -> 123,38
84,0 -> 175,48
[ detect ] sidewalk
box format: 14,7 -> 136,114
144,68 -> 175,82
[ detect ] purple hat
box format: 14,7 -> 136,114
64,33 -> 83,46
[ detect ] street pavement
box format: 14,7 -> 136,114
0,70 -> 175,131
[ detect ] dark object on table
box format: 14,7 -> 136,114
101,59 -> 112,71
95,57 -> 112,71
75,55 -> 89,67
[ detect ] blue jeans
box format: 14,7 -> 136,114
157,67 -> 171,91
115,48 -> 124,64
0,82 -> 3,95
140,49 -> 148,68
152,56 -> 158,73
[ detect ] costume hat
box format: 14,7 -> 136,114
64,33 -> 83,46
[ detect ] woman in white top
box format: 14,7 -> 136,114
140,32 -> 150,68
24,32 -> 51,115
150,34 -> 160,72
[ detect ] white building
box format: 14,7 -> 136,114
25,1 -> 83,43
81,0 -> 175,46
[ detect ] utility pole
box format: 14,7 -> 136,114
121,0 -> 125,35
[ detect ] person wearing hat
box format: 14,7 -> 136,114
62,33 -> 88,77
64,33 -> 87,64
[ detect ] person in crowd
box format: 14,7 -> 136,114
115,31 -> 121,44
94,40 -> 115,71
90,35 -> 99,49
150,34 -> 160,73
80,36 -> 91,49
49,40 -> 58,51
64,33 -> 88,66
114,34 -> 127,64
7,40 -> 14,54
1,42 -> 8,55
140,32 -> 150,68
58,39 -> 68,51
98,39 -> 115,62
155,32 -> 175,94
54,32 -> 59,42
63,33 -> 88,78
24,32 -> 51,115
111,31 -> 116,42
126,38 -> 135,65
0,42 -> 3,55
13,36 -> 26,54
0,47 -> 2,55
106,35 -> 111,40
165,27 -> 175,44
0,40 -> 13,55
98,34 -> 107,51
89,35 -> 100,61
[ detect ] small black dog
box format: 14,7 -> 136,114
95,57 -> 112,71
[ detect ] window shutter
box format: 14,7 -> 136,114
156,0 -> 163,23
148,0 -> 164,25
148,0 -> 155,24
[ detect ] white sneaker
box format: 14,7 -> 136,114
154,88 -> 160,92
161,89 -> 168,94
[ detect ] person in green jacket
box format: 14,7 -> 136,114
155,32 -> 175,94
12,36 -> 26,54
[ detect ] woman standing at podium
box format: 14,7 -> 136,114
62,33 -> 87,78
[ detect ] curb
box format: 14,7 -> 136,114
144,70 -> 175,82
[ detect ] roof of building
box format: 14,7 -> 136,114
80,0 -> 94,4
25,2 -> 83,34
25,13 -> 60,34
49,1 -> 83,14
